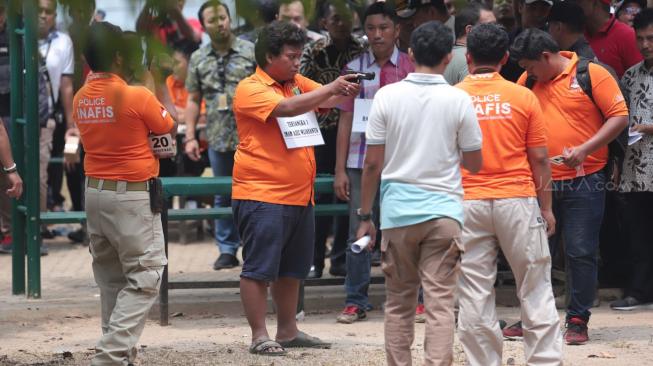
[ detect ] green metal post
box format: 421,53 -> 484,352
23,0 -> 40,299
8,0 -> 26,295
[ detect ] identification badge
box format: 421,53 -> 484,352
218,93 -> 228,111
149,133 -> 177,158
352,98 -> 373,133
276,111 -> 325,149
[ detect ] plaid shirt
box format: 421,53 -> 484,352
339,47 -> 414,169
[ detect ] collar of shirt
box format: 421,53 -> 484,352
635,61 -> 653,75
39,29 -> 59,45
208,36 -> 246,58
404,73 -> 447,84
596,15 -> 617,35
366,46 -> 399,68
554,51 -> 579,80
86,72 -> 126,85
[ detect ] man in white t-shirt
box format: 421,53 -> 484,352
37,0 -> 75,248
356,20 -> 482,366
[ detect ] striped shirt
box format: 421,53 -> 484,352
339,47 -> 414,169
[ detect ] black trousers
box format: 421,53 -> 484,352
314,127 -> 347,270
623,192 -> 653,302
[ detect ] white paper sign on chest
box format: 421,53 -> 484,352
276,111 -> 325,149
352,98 -> 373,133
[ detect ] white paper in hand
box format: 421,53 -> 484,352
628,129 -> 643,146
351,235 -> 372,253
149,133 -> 177,158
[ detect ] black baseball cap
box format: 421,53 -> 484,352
548,1 -> 585,26
395,0 -> 446,19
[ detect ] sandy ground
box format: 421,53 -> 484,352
1,229 -> 653,365
1,306 -> 653,365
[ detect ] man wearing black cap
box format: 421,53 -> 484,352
394,0 -> 454,52
500,0 -> 552,82
547,1 -> 596,60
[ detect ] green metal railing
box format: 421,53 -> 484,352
8,0 -> 41,298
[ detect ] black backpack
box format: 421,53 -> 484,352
525,58 -> 628,183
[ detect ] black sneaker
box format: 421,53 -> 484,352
307,266 -> 323,279
371,250 -> 381,267
213,253 -> 239,270
328,262 -> 347,277
41,229 -> 56,239
68,228 -> 87,244
610,296 -> 645,311
40,245 -> 49,256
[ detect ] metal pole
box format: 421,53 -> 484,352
8,0 -> 26,295
23,0 -> 40,299
160,200 -> 169,326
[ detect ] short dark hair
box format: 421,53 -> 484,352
454,4 -> 481,39
510,28 -> 560,61
198,0 -> 230,28
363,1 -> 397,25
547,2 -> 585,33
410,21 -> 453,67
255,20 -> 308,67
467,23 -> 510,65
84,21 -> 123,72
318,0 -> 351,20
633,8 -> 653,31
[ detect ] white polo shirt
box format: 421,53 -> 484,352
366,73 -> 482,229
39,30 -> 74,105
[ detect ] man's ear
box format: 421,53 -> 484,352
501,52 -> 509,66
465,24 -> 473,36
442,52 -> 453,67
408,47 -> 416,64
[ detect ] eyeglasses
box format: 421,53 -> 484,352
622,6 -> 641,16
39,7 -> 56,16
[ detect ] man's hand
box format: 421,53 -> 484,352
328,75 -> 361,97
5,172 -> 23,198
541,209 -> 556,237
334,170 -> 350,201
185,139 -> 201,161
356,220 -> 377,250
631,123 -> 653,135
562,145 -> 588,168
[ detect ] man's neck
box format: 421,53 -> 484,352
469,64 -> 500,74
645,59 -> 653,70
560,33 -> 583,51
587,11 -> 611,35
414,64 -> 446,75
211,33 -> 234,56
456,35 -> 466,46
331,35 -> 352,51
373,48 -> 394,67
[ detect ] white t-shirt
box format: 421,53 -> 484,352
39,30 -> 74,105
366,73 -> 482,229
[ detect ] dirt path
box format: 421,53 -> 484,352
1,305 -> 653,365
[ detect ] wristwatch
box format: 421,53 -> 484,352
356,208 -> 372,221
3,163 -> 17,174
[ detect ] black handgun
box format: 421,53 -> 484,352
345,70 -> 376,83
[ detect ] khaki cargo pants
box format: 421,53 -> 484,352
382,217 -> 463,366
458,197 -> 562,366
85,180 -> 167,366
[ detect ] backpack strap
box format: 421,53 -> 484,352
575,58 -> 595,105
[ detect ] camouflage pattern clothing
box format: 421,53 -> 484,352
300,35 -> 366,130
186,37 -> 255,152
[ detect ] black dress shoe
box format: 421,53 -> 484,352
307,266 -> 323,279
213,253 -> 239,270
328,262 -> 347,277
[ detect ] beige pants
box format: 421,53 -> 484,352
39,120 -> 55,213
458,197 -> 562,366
382,217 -> 462,366
86,181 -> 167,366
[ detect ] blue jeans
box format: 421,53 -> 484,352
208,149 -> 240,256
345,168 -> 380,309
551,170 -> 606,321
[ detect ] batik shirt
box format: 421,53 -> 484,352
300,35 -> 365,130
620,61 -> 653,192
186,37 -> 255,152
